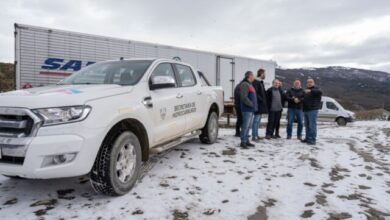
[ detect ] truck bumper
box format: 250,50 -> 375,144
346,117 -> 355,123
0,128 -> 105,179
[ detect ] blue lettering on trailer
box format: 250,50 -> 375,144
41,58 -> 95,71
41,58 -> 64,70
60,60 -> 82,71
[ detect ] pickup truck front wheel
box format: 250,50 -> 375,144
199,111 -> 219,144
90,131 -> 142,196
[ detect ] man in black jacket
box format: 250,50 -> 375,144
265,79 -> 285,139
251,69 -> 268,141
286,80 -> 305,140
302,78 -> 322,145
234,80 -> 244,137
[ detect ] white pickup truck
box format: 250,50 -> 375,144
0,58 -> 223,195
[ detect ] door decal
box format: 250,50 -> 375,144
173,102 -> 196,118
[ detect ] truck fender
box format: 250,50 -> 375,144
98,118 -> 150,162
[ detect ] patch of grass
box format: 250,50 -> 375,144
0,63 -> 15,92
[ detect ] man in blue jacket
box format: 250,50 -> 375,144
302,78 -> 323,145
239,71 -> 257,148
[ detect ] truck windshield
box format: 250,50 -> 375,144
59,60 -> 153,86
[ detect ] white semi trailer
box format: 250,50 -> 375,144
14,23 -> 276,101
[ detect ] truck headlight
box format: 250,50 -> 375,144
33,106 -> 91,126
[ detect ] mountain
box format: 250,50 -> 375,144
276,66 -> 390,111
0,63 -> 15,92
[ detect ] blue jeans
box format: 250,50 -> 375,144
240,112 -> 254,144
287,108 -> 303,138
304,110 -> 319,144
252,114 -> 262,139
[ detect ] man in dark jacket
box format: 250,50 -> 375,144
234,80 -> 244,137
286,80 -> 305,140
251,69 -> 268,141
265,79 -> 285,139
302,78 -> 322,145
239,71 -> 257,148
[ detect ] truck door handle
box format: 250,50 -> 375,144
143,96 -> 153,108
176,93 -> 183,99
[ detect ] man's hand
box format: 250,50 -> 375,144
304,89 -> 311,94
294,98 -> 300,103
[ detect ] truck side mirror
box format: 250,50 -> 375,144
149,75 -> 176,90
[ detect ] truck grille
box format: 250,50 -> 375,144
0,115 -> 34,138
0,155 -> 25,165
0,108 -> 41,165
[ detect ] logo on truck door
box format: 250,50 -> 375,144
160,107 -> 167,120
40,58 -> 95,76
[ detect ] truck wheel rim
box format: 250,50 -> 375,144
209,115 -> 218,140
116,143 -> 136,183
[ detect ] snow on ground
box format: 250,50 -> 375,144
0,121 -> 389,220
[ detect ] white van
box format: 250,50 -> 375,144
318,96 -> 355,126
282,96 -> 355,126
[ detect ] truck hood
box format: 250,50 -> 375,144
0,84 -> 133,109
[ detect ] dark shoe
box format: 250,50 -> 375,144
265,135 -> 272,140
271,135 -> 277,139
307,142 -> 316,145
253,137 -> 263,142
240,143 -> 248,148
297,136 -> 303,141
275,135 -> 281,139
247,142 -> 255,147
301,139 -> 307,143
287,136 -> 292,139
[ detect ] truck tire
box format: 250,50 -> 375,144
90,131 -> 142,196
336,117 -> 347,126
199,111 -> 219,144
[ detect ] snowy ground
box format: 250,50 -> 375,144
0,121 -> 389,220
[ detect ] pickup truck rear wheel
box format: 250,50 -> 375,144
90,131 -> 142,196
199,111 -> 219,144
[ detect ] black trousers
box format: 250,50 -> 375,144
266,110 -> 282,136
235,106 -> 242,135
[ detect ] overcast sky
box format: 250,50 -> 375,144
1,0 -> 390,72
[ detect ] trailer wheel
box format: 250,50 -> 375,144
199,111 -> 219,144
336,117 -> 347,126
90,131 -> 142,196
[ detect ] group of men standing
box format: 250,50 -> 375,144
234,69 -> 322,149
